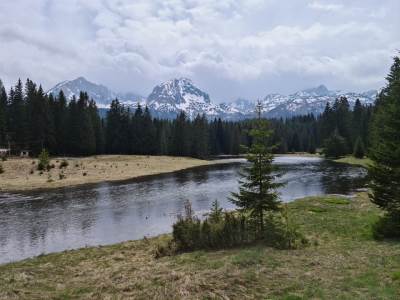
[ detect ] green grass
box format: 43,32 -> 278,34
1,193 -> 399,299
334,156 -> 373,168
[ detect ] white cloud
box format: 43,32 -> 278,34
308,1 -> 343,12
0,0 -> 399,100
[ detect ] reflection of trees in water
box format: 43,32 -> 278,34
319,161 -> 368,195
192,169 -> 209,183
173,169 -> 191,185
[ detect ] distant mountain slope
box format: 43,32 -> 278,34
147,78 -> 223,119
48,77 -> 377,119
47,77 -> 145,108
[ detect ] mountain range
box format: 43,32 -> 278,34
47,77 -> 377,120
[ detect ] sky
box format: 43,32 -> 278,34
0,0 -> 399,102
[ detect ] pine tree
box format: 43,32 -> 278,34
53,91 -> 68,154
172,111 -> 189,156
131,104 -> 144,154
141,106 -> 157,155
105,99 -> 125,153
88,99 -> 104,154
77,92 -> 96,155
368,55 -> 400,237
0,80 -> 7,145
323,129 -> 348,158
8,79 -> 27,150
230,101 -> 283,237
191,114 -> 209,158
353,136 -> 365,159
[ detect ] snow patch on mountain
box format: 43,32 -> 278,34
48,77 -> 377,119
47,77 -> 145,108
147,78 -> 222,119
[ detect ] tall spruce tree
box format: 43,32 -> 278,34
88,99 -> 104,154
8,79 -> 27,150
230,101 -> 282,237
368,55 -> 400,236
172,111 -> 189,156
191,114 -> 209,158
53,91 -> 68,154
0,80 -> 7,145
105,99 -> 125,154
141,106 -> 157,154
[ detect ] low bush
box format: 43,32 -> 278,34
37,149 -> 50,171
372,213 -> 400,240
59,160 -> 69,169
0,164 -> 4,174
164,201 -> 307,256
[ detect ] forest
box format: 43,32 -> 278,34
0,78 -> 373,158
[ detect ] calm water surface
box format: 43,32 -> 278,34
0,156 -> 367,264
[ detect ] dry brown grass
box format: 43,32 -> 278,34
1,193 -> 399,299
0,155 -> 218,192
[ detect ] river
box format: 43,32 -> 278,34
0,156 -> 367,264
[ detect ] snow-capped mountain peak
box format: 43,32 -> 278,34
48,77 -> 377,120
147,78 -> 215,119
301,84 -> 330,96
47,77 -> 145,108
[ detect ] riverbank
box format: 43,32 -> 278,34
0,155 -> 221,192
1,192 -> 399,299
333,156 -> 372,168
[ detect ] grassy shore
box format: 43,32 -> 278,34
1,192 -> 399,299
334,156 -> 372,168
0,155 -> 220,192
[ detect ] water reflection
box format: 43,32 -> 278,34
0,156 -> 367,264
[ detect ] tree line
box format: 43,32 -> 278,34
0,78 -> 373,158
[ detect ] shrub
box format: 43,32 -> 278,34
154,239 -> 177,258
0,164 -> 4,174
1,156 -> 6,161
168,201 -> 306,254
59,160 -> 69,169
372,213 -> 400,240
37,149 -> 50,171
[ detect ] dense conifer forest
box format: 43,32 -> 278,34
0,78 -> 373,158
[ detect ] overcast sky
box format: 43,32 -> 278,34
0,0 -> 399,102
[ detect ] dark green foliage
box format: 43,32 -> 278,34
372,213 -> 400,240
368,55 -> 400,237
0,80 -> 7,145
171,112 -> 190,156
319,97 -> 372,156
170,200 -> 306,253
37,149 -> 50,171
323,129 -> 348,158
8,79 -> 27,149
0,163 -> 4,174
353,137 -> 365,159
172,201 -> 252,251
208,200 -> 223,223
191,114 -> 209,158
230,109 -> 283,237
